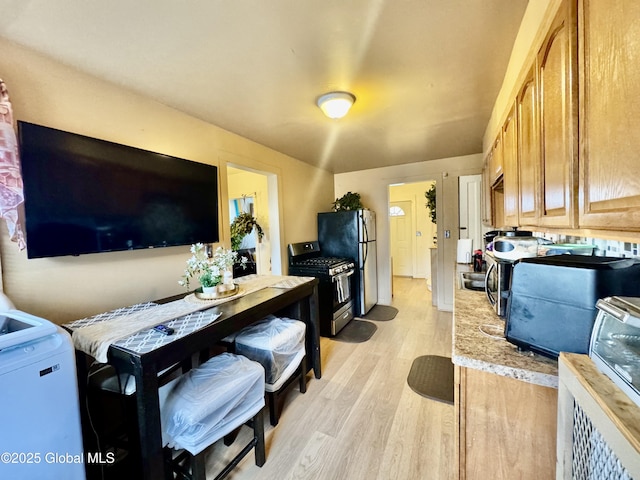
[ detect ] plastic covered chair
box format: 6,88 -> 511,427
233,315 -> 306,426
161,353 -> 266,480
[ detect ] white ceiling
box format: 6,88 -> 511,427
0,0 -> 528,174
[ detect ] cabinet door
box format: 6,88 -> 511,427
482,154 -> 494,226
579,0 -> 640,230
502,105 -> 519,226
456,367 -> 557,480
490,135 -> 503,185
539,0 -> 578,228
517,67 -> 538,226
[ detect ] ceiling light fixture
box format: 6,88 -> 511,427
317,91 -> 356,119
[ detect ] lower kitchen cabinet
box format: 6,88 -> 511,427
454,365 -> 557,480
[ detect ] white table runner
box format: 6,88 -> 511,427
66,274 -> 315,362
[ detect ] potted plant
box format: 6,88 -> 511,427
425,185 -> 436,224
230,212 -> 264,251
332,192 -> 364,211
179,243 -> 247,292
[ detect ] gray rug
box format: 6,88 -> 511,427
334,319 -> 377,343
359,304 -> 398,321
407,355 -> 454,404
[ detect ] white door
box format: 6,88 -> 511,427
459,175 -> 482,252
390,200 -> 413,276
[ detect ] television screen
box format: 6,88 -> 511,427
18,121 -> 219,259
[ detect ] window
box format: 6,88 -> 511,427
389,206 -> 406,217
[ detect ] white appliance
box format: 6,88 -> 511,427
0,309 -> 85,480
456,238 -> 473,264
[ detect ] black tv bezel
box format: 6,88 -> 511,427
18,121 -> 220,259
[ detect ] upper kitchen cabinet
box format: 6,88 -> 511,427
517,66 -> 538,226
489,133 -> 506,228
489,134 -> 503,186
502,104 -> 519,226
538,0 -> 578,229
578,0 -> 640,231
482,152 -> 494,225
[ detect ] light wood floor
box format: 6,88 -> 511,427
204,277 -> 454,480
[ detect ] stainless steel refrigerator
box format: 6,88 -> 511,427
318,209 -> 378,316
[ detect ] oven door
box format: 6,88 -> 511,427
332,269 -> 354,309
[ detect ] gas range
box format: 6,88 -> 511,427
287,241 -> 356,337
289,256 -> 355,276
287,241 -> 355,277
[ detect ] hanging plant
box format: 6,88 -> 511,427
332,192 -> 364,211
230,212 -> 264,251
425,185 -> 436,224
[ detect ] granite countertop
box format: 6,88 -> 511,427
452,273 -> 559,388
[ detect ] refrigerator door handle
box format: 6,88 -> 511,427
361,240 -> 368,268
361,213 -> 368,243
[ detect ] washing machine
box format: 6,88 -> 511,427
0,309 -> 86,480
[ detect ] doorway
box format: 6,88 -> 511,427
458,174 -> 483,253
227,166 -> 281,275
388,181 -> 437,282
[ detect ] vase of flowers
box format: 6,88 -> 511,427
179,243 -> 247,293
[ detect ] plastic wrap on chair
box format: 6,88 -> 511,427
161,353 -> 265,455
234,315 -> 306,386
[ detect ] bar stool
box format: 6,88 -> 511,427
161,352 -> 266,480
232,315 -> 307,426
86,361 -> 188,476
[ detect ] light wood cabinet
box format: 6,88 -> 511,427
487,133 -> 505,228
482,153 -> 493,226
578,0 -> 640,231
517,66 -> 538,226
455,366 -> 557,480
502,104 -> 519,226
538,0 -> 578,228
485,0 -> 640,236
489,135 -> 503,186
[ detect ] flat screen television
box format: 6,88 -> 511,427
18,121 -> 219,259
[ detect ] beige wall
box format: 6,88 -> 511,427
0,38 -> 334,323
334,154 -> 483,311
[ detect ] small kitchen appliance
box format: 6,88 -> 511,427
589,296 -> 640,407
491,230 -> 540,260
505,255 -> 640,359
484,252 -> 515,317
484,230 -> 540,317
288,241 -> 355,336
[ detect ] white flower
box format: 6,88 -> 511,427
179,244 -> 244,290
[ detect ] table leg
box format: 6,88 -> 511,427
308,285 -> 322,379
133,363 -> 167,480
